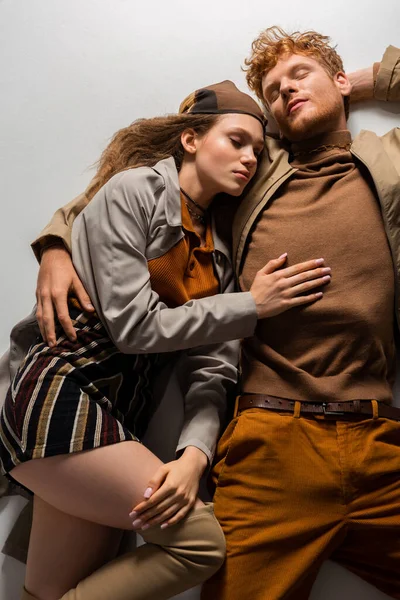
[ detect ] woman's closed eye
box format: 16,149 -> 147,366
230,137 -> 243,149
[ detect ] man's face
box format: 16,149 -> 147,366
262,53 -> 350,142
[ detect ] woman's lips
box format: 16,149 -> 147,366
233,171 -> 250,182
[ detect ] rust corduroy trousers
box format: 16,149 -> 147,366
202,405 -> 400,599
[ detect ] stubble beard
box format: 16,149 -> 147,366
281,96 -> 344,143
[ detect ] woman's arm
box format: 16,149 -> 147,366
74,167 -> 328,354
129,339 -> 239,529
175,339 -> 239,463
72,167 -> 257,353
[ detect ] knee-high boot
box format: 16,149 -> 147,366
60,503 -> 225,600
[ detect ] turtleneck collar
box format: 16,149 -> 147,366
290,130 -> 352,165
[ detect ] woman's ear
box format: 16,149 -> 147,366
181,129 -> 198,155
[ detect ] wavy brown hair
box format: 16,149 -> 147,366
86,113 -> 218,201
244,26 -> 349,119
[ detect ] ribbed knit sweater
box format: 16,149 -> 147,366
240,131 -> 395,403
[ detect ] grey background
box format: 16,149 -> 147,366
0,0 -> 399,598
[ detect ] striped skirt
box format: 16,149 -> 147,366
0,303 -> 161,477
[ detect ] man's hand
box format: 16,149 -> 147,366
129,446 -> 208,530
36,244 -> 94,346
348,65 -> 375,103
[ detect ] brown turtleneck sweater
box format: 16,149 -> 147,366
240,131 -> 395,403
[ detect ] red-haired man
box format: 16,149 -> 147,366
203,27 -> 400,600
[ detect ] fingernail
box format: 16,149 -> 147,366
87,304 -> 94,310
141,524 -> 150,531
323,275 -> 331,281
132,519 -> 143,529
279,253 -> 287,259
160,523 -> 168,529
322,267 -> 331,273
316,258 -> 324,265
143,487 -> 153,499
129,510 -> 137,519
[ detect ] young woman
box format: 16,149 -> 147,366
0,81 -> 330,600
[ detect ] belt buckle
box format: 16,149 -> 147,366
322,402 -> 345,416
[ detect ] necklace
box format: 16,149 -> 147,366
185,203 -> 207,225
291,143 -> 352,158
180,188 -> 207,225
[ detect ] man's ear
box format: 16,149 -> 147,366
181,129 -> 198,155
335,71 -> 352,99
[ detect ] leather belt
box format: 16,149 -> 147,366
238,394 -> 400,421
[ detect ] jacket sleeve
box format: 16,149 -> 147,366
174,241 -> 241,463
175,339 -> 239,463
30,175 -> 101,262
374,45 -> 400,102
72,168 -> 257,354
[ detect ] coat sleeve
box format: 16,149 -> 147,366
374,45 -> 400,102
175,339 -> 239,463
174,247 -> 241,463
72,168 -> 257,354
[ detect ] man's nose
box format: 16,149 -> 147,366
280,78 -> 298,98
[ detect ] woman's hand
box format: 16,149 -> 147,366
36,244 -> 94,346
250,253 -> 331,319
129,446 -> 208,530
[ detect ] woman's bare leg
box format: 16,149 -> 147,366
11,441 -> 169,530
24,496 -> 122,599
11,442 -> 224,600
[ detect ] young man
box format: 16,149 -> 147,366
202,28 -> 400,600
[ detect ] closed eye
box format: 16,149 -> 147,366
230,138 -> 243,148
295,68 -> 310,80
269,90 -> 279,103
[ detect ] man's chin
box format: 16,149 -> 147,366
282,117 -> 322,143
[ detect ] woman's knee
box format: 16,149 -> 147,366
142,503 -> 226,581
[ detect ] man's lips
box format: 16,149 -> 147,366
287,99 -> 308,115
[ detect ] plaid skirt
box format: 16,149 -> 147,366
0,302 -> 161,476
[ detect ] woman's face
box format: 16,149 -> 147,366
192,113 -> 265,197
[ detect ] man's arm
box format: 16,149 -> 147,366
349,45 -> 400,103
374,45 -> 400,102
349,66 -> 375,103
31,175 -> 100,260
32,177 -> 100,345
